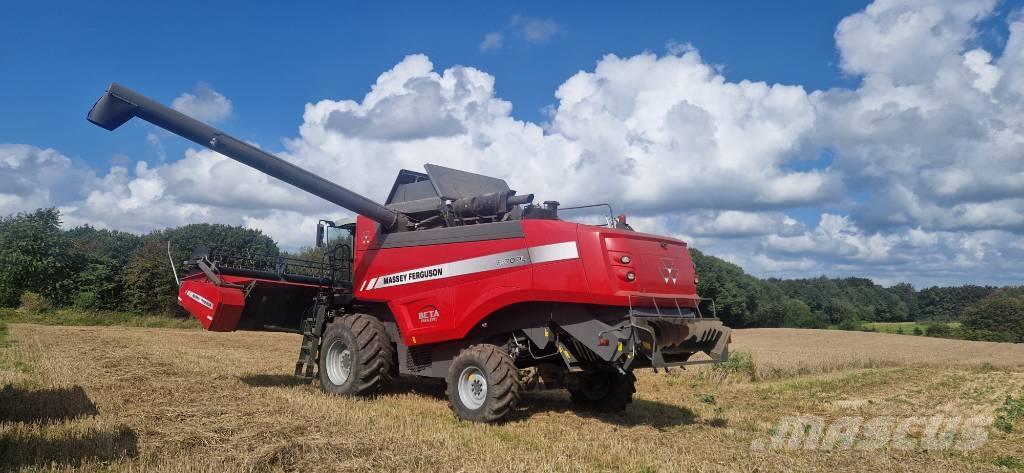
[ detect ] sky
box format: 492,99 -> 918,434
2,0 -> 1024,288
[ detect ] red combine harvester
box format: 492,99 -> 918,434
88,83 -> 731,422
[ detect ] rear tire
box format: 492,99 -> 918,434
568,371 -> 636,412
446,344 -> 521,423
318,314 -> 394,396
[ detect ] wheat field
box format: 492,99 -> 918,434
1,324 -> 1023,472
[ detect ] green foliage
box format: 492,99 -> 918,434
994,394 -> 1024,433
962,292 -> 1024,343
709,350 -> 757,382
768,276 -> 909,322
124,240 -> 184,316
836,318 -> 862,331
17,292 -> 52,314
913,326 -> 923,336
916,285 -> 996,321
690,249 -> 782,327
924,323 -> 955,338
66,225 -> 143,310
992,456 -> 1024,470
155,223 -> 279,259
780,299 -> 824,329
0,208 -> 282,317
0,209 -> 73,306
0,308 -> 198,329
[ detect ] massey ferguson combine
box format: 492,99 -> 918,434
87,83 -> 731,422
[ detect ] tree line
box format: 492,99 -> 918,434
692,249 -> 1023,342
1,208 -> 1021,343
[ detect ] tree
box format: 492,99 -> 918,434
825,299 -> 858,325
925,323 -> 954,338
156,223 -> 279,259
962,293 -> 1024,343
917,285 -> 995,321
690,249 -> 786,327
779,299 -> 823,329
124,239 -> 182,315
888,282 -> 918,316
0,208 -> 73,306
65,225 -> 143,310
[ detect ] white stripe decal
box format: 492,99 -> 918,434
529,241 -> 579,263
361,241 -> 578,290
359,280 -> 367,291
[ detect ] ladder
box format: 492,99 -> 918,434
294,300 -> 329,381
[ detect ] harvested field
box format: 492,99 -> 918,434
2,324 -> 1023,472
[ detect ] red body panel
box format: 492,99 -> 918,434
179,278 -> 246,332
178,217 -> 699,342
352,216 -> 698,347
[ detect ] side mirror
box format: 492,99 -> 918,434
316,224 -> 325,248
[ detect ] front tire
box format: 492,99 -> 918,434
568,371 -> 636,411
318,314 -> 394,396
446,344 -> 521,423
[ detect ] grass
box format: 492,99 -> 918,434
0,308 -> 199,330
996,394 -> 1024,433
862,321 -> 961,335
1,324 -> 1023,471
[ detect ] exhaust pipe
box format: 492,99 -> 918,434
87,83 -> 403,231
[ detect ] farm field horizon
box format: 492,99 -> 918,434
2,323 -> 1022,472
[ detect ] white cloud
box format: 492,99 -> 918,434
0,145 -> 98,217
816,0 -> 1024,237
479,32 -> 503,52
483,15 -> 559,50
171,83 -> 232,123
511,15 -> 559,43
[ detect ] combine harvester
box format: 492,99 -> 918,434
87,83 -> 731,422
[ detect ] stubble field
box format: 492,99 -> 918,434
1,323 -> 1023,472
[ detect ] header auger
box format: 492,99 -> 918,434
89,83 -> 731,423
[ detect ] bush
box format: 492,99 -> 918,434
779,299 -> 825,329
913,326 -> 923,336
962,293 -> 1024,343
17,292 -> 51,314
925,323 -> 954,338
0,208 -> 74,307
995,394 -> 1024,433
72,291 -> 101,310
707,350 -> 757,382
836,319 -> 861,331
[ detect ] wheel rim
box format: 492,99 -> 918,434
325,339 -> 353,386
458,366 -> 488,410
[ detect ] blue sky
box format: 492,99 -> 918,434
3,0 -> 1024,287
